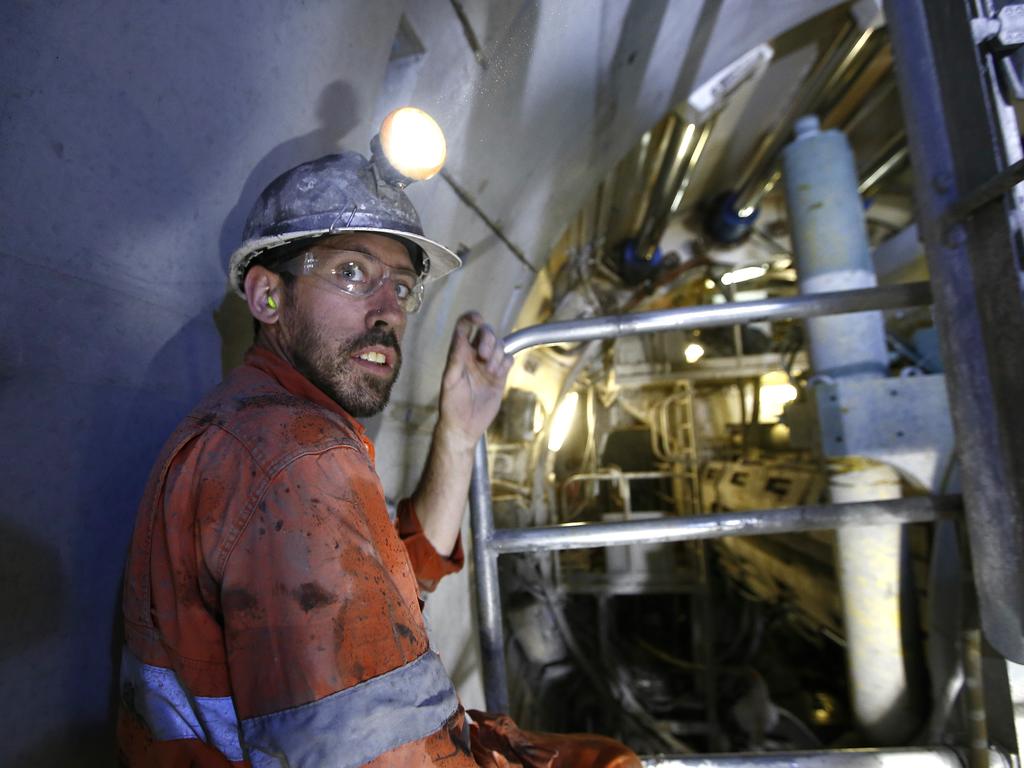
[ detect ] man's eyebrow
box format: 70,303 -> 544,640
329,244 -> 417,272
318,245 -> 371,259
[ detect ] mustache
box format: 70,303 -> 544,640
342,327 -> 401,358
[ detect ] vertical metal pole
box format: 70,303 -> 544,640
885,0 -> 1024,662
963,629 -> 990,768
469,438 -> 510,712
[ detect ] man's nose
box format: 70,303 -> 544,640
365,281 -> 406,332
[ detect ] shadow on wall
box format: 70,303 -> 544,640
1,306 -> 222,764
0,523 -> 64,660
213,79 -> 363,376
80,314 -> 221,766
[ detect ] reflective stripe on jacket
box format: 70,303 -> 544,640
118,347 -> 471,767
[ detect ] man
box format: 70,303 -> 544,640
118,146 -> 639,767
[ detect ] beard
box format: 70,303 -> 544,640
288,314 -> 402,418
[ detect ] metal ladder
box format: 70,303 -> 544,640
467,0 -> 1024,764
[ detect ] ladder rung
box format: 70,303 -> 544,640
486,496 -> 957,555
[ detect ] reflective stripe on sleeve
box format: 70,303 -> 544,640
242,649 -> 459,768
120,647 -> 244,761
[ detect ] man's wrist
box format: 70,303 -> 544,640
433,417 -> 481,456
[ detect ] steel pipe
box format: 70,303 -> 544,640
469,440 -> 510,713
782,115 -> 889,380
639,747 -> 967,767
502,282 -> 931,356
735,21 -> 862,208
487,497 -> 955,555
782,112 -> 924,743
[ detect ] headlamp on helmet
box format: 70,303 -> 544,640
228,107 -> 460,298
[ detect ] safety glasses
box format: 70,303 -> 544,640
279,247 -> 424,313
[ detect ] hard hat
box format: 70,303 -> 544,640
228,111 -> 460,297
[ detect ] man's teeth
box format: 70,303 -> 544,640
358,351 -> 387,365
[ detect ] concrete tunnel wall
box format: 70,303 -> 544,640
0,1 -> 839,763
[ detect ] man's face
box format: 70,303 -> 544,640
280,232 -> 415,417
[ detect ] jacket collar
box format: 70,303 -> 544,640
244,345 -> 375,460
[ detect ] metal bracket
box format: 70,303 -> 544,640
972,4 -> 1024,102
812,374 -> 955,491
971,4 -> 1024,48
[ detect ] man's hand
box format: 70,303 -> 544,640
410,312 -> 513,559
437,311 -> 514,453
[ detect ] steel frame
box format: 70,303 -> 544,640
466,9 -> 1024,762
469,282 -> 934,717
885,0 -> 1024,662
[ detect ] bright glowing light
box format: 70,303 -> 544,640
720,264 -> 767,286
704,278 -> 716,290
759,370 -> 799,422
379,107 -> 447,181
737,205 -> 756,218
774,257 -> 793,269
677,123 -> 697,159
684,343 -> 705,364
547,392 -> 579,452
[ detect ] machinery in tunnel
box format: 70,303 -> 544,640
469,1 -> 1024,764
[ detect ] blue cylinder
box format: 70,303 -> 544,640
782,115 -> 888,378
705,191 -> 758,244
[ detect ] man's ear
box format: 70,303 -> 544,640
244,265 -> 284,326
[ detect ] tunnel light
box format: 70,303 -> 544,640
533,403 -> 545,434
737,205 -> 756,218
378,106 -> 447,181
684,343 -> 705,364
547,392 -> 579,452
677,123 -> 697,160
759,370 -> 798,422
720,264 -> 768,286
704,278 -> 716,290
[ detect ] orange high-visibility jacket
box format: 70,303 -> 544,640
118,346 -> 475,767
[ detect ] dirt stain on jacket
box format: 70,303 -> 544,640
293,581 -> 337,612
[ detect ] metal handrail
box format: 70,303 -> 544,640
469,282 -> 934,714
560,469 -> 683,521
638,746 -> 980,767
560,469 -> 633,519
500,283 -> 930,355
490,496 -> 957,555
